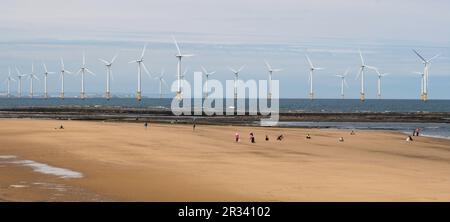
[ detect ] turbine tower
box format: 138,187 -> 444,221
305,55 -> 324,100
356,50 -> 376,102
15,67 -> 27,98
42,63 -> 55,99
59,58 -> 72,100
155,68 -> 168,99
76,52 -> 95,100
412,49 -> 440,101
172,36 -> 194,100
370,67 -> 389,99
99,52 -> 119,100
413,71 -> 425,99
28,62 -> 39,98
264,60 -> 282,99
201,66 -> 216,98
4,67 -> 15,97
228,66 -> 245,99
129,44 -> 151,101
335,68 -> 350,99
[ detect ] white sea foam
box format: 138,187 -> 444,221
0,155 -> 17,159
11,160 -> 83,179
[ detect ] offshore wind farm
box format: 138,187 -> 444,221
1,0 -> 450,204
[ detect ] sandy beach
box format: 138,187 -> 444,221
1,118 -> 450,201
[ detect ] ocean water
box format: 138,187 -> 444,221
277,122 -> 450,139
1,98 -> 450,113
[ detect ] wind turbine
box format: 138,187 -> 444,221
59,58 -> 72,100
28,62 -> 39,98
76,52 -> 95,99
412,49 -> 440,101
228,66 -> 245,99
335,68 -> 350,99
201,66 -> 216,98
413,71 -> 425,98
155,68 -> 168,99
129,44 -> 151,101
99,52 -> 119,100
42,63 -> 55,99
356,50 -> 376,101
172,36 -> 194,100
370,67 -> 389,99
4,67 -> 15,97
305,54 -> 324,100
15,67 -> 27,98
264,60 -> 282,99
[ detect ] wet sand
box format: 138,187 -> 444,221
1,118 -> 450,201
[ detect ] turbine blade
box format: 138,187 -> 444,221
238,65 -> 245,73
228,67 -> 237,73
201,66 -> 208,74
140,43 -> 148,59
43,63 -> 48,73
172,35 -> 182,55
428,54 -> 441,62
128,60 -> 137,64
305,55 -> 313,68
111,52 -> 119,64
344,79 -> 349,88
359,49 -> 365,65
142,62 -> 151,78
99,59 -> 109,65
412,49 -> 427,63
86,68 -> 95,76
264,60 -> 272,70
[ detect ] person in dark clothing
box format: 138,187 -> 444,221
277,134 -> 284,141
265,135 -> 269,141
144,122 -> 148,129
250,132 -> 255,143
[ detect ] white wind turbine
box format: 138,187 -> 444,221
305,54 -> 324,100
201,66 -> 216,98
228,66 -> 245,99
129,44 -> 151,101
15,67 -> 27,98
99,52 -> 119,100
76,52 -> 95,99
370,67 -> 390,99
335,68 -> 350,99
412,49 -> 440,101
172,36 -> 194,100
28,62 -> 39,98
356,50 -> 376,101
42,63 -> 55,99
4,67 -> 16,97
59,58 -> 72,100
264,60 -> 282,99
413,71 -> 425,98
155,68 -> 168,99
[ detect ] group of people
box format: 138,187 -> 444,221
407,128 -> 422,141
235,132 -> 284,143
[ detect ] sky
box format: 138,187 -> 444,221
0,0 -> 449,99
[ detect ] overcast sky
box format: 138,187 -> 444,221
0,0 -> 449,99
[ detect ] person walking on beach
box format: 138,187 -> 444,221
144,122 -> 148,129
249,132 -> 255,143
193,123 -> 196,131
235,132 -> 240,142
265,135 -> 269,141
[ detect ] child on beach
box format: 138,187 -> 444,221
250,132 -> 255,143
277,134 -> 284,141
306,134 -> 311,139
235,133 -> 240,142
265,135 -> 269,141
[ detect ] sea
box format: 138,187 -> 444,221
0,98 -> 449,139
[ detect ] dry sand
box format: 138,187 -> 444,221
1,118 -> 450,201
